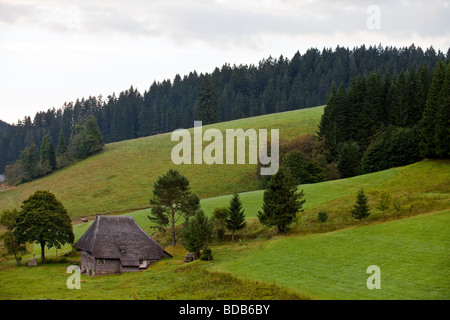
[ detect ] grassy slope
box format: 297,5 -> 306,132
208,210 -> 450,300
65,159 -> 449,241
0,106 -> 324,218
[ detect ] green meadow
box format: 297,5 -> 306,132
209,210 -> 450,300
1,210 -> 448,300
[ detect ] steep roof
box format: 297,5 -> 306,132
76,215 -> 172,260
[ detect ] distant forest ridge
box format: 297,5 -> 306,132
0,44 -> 449,172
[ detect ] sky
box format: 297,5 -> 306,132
0,0 -> 449,124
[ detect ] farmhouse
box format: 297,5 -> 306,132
76,215 -> 172,276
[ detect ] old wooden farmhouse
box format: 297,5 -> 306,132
76,215 -> 172,276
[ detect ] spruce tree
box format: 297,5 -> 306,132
56,129 -> 68,157
337,141 -> 361,178
198,75 -> 218,125
390,69 -> 408,128
40,134 -> 56,171
258,167 -> 306,233
19,144 -> 38,182
351,188 -> 371,220
182,209 -> 213,260
226,193 -> 246,241
420,60 -> 446,157
434,62 -> 450,158
318,83 -> 337,159
404,68 -> 420,127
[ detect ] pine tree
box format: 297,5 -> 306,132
404,68 -> 420,126
257,167 -> 306,233
346,75 -> 366,141
56,130 -> 68,157
420,60 -> 446,157
337,141 -> 361,178
182,209 -> 213,260
198,75 -> 218,125
19,144 -> 38,182
40,134 -> 56,171
390,69 -> 408,127
148,169 -> 197,246
434,62 -> 450,158
318,83 -> 337,159
351,188 -> 371,220
84,115 -> 104,155
226,193 -> 246,241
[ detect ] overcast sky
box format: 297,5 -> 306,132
0,0 -> 449,124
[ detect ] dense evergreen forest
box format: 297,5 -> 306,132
0,44 -> 448,174
318,59 -> 449,178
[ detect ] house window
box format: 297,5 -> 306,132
119,246 -> 126,253
97,259 -> 105,264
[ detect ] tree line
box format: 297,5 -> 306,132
1,44 -> 448,174
4,115 -> 104,185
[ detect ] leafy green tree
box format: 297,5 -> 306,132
182,209 -> 213,260
226,193 -> 246,241
14,191 -> 74,262
351,188 -> 371,220
0,209 -> 28,265
198,75 -> 218,125
148,169 -> 198,246
258,167 -> 306,233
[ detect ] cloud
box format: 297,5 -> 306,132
0,0 -> 448,47
0,1 -> 35,24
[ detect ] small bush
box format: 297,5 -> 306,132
200,248 -> 213,261
317,211 -> 328,224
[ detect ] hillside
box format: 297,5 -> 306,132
2,159 -> 448,300
209,209 -> 450,300
0,106 -> 324,218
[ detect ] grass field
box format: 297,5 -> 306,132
208,210 -> 450,300
0,246 -> 302,300
1,210 -> 448,300
0,106 -> 324,218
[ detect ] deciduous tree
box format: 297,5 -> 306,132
14,191 -> 74,262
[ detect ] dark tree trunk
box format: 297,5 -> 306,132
40,242 -> 46,262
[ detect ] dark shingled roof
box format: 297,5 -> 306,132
76,215 -> 172,260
